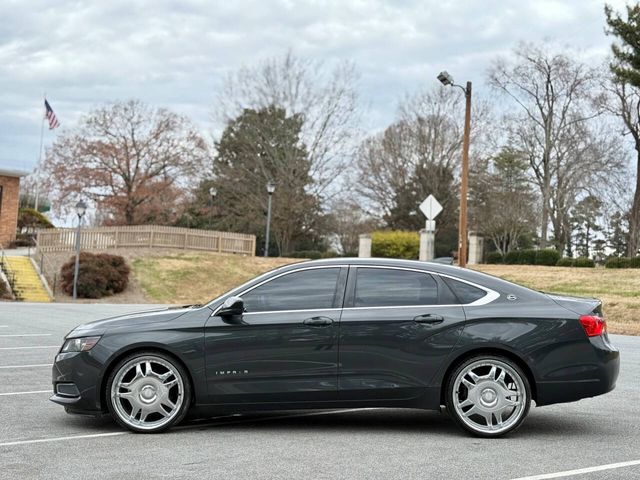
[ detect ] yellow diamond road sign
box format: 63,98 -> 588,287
419,194 -> 443,220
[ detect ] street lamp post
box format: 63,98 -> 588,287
264,181 -> 276,257
437,71 -> 472,268
208,187 -> 217,230
72,200 -> 87,300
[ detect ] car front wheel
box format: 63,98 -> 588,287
446,355 -> 531,437
106,351 -> 191,433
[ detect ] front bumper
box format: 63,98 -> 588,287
536,334 -> 620,406
50,351 -> 105,415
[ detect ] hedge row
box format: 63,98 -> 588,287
488,250 -> 594,267
503,248 -> 560,266
556,257 -> 595,268
371,231 -> 419,260
605,257 -> 640,268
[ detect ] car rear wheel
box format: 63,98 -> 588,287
446,355 -> 531,437
106,351 -> 191,433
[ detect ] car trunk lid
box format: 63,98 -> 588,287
544,293 -> 602,316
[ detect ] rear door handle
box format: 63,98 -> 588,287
413,314 -> 444,324
303,316 -> 334,327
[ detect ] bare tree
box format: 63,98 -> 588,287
489,43 -> 606,249
470,149 -> 538,254
326,200 -> 380,255
600,78 -> 640,255
216,52 -> 361,198
356,85 -> 492,230
42,100 -> 208,225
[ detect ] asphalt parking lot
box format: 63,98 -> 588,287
0,303 -> 639,479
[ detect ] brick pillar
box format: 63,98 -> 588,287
0,175 -> 21,248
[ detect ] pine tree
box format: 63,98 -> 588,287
605,4 -> 640,256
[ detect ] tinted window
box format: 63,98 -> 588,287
354,268 -> 438,307
241,268 -> 340,313
445,278 -> 487,304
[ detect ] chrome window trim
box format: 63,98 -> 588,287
243,308 -> 343,316
210,263 -> 499,317
211,265 -> 347,316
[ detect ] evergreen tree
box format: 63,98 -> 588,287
571,196 -> 603,258
185,106 -> 321,255
607,211 -> 629,256
605,4 -> 640,255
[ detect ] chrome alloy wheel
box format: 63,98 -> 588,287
452,359 -> 527,435
110,355 -> 184,431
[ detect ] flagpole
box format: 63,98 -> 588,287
34,94 -> 45,211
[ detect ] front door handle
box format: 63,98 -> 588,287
413,314 -> 444,324
303,316 -> 334,327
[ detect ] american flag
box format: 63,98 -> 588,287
44,99 -> 60,129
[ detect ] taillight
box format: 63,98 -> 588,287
579,315 -> 606,337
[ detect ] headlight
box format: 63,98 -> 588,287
61,336 -> 101,352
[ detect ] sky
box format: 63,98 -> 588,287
0,0 -> 631,174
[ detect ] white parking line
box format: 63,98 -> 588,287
0,346 -> 58,350
512,459 -> 640,479
0,364 -> 52,369
0,390 -> 51,396
0,334 -> 52,337
0,431 -> 128,447
0,408 -> 363,448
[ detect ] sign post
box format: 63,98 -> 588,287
418,195 -> 442,261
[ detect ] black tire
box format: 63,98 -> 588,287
106,350 -> 191,433
445,354 -> 531,438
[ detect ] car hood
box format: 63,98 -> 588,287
67,305 -> 199,337
545,293 -> 602,316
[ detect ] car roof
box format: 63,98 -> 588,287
279,257 -> 539,298
287,257 -> 463,273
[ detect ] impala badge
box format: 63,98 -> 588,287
214,369 -> 249,376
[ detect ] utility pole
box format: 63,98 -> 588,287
436,71 -> 472,267
458,81 -> 472,268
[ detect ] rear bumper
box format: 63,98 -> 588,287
536,335 -> 619,406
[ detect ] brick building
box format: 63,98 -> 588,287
0,169 -> 28,248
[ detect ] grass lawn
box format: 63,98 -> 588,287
131,252 -> 639,335
473,265 -> 640,335
132,252 -> 300,305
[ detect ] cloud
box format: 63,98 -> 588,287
0,0 -> 630,171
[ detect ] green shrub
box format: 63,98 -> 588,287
371,231 -> 419,260
288,250 -> 322,259
556,257 -> 575,267
504,250 -> 521,264
605,257 -> 630,268
535,249 -> 561,266
519,249 -> 537,265
486,251 -> 504,264
574,257 -> 595,268
629,257 -> 640,268
60,252 -> 130,299
17,208 -> 54,230
9,234 -> 35,248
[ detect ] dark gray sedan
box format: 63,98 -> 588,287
51,258 -> 619,437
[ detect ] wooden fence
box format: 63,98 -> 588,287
36,225 -> 256,256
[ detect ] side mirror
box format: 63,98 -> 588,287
217,296 -> 244,317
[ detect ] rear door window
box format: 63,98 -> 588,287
354,268 -> 438,307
